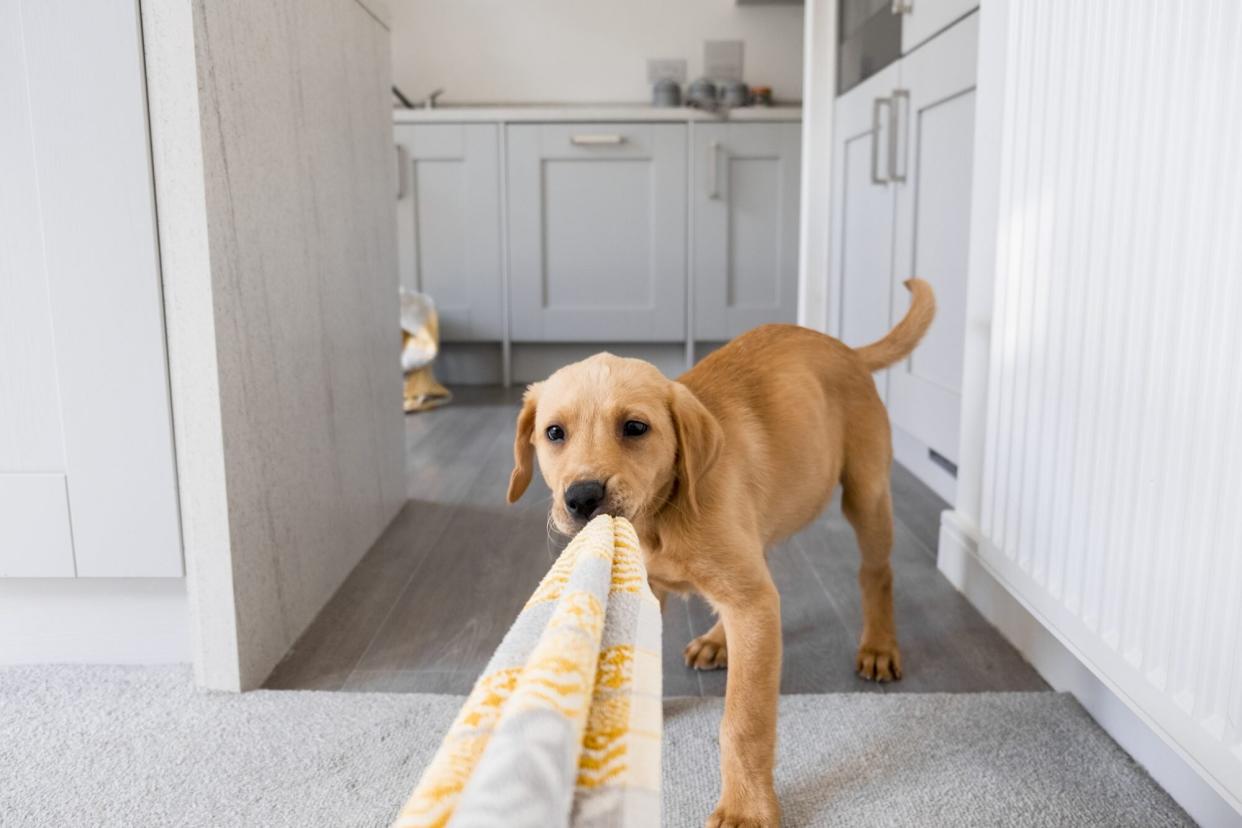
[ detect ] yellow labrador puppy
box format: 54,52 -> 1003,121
507,280 -> 934,827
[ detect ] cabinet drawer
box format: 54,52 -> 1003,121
395,124 -> 503,342
506,123 -> 687,342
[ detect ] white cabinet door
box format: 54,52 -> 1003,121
899,0 -> 978,53
0,0 -> 181,577
507,123 -> 687,342
692,122 -> 801,341
395,124 -> 503,341
889,12 -> 978,466
829,64 -> 901,402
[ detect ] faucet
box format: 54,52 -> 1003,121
423,88 -> 445,109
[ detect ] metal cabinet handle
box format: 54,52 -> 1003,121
708,140 -> 723,199
888,89 -> 909,184
891,0 -> 913,14
395,144 -> 408,200
570,134 -> 626,146
871,97 -> 891,184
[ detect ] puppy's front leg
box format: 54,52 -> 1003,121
700,563 -> 782,828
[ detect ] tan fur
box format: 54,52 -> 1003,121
509,280 -> 935,827
853,278 -> 936,371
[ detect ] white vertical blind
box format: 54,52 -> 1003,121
976,0 -> 1242,807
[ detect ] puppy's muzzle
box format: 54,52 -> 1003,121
564,480 -> 606,521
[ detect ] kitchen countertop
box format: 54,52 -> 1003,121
392,104 -> 802,124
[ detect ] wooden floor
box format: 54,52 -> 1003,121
265,386 -> 1047,696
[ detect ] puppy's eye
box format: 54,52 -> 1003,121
546,425 -> 566,442
623,420 -> 649,437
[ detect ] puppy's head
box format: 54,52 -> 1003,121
507,353 -> 723,536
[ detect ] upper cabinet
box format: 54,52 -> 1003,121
506,123 -> 688,342
395,124 -> 503,341
897,0 -> 978,53
692,122 -> 802,341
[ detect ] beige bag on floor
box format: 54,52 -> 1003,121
400,289 -> 451,413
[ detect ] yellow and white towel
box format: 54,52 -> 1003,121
393,515 -> 662,828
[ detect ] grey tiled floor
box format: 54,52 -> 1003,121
265,386 -> 1047,695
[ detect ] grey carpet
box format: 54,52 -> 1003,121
0,666 -> 1188,827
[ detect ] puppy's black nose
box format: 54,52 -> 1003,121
564,480 -> 605,520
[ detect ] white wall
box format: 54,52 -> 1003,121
943,0 -> 1242,822
144,0 -> 407,691
390,0 -> 805,104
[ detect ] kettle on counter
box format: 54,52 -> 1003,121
685,77 -> 719,110
718,80 -> 751,109
652,78 -> 682,107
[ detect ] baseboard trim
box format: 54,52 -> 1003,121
938,512 -> 1242,827
0,578 -> 190,665
891,425 -> 957,504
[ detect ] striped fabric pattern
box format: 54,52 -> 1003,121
393,515 -> 662,828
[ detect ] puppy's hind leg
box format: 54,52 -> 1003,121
842,461 -> 903,682
684,618 -> 728,670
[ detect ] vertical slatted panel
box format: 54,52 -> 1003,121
1207,0 -> 1242,745
978,0 -> 1242,803
1112,0 -> 1162,669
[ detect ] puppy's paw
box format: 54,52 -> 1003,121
705,795 -> 780,828
683,634 -> 727,671
855,640 -> 903,682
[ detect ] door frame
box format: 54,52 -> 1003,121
795,0 -> 839,333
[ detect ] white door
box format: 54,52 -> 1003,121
829,63 -> 901,402
692,122 -> 801,341
888,13 -> 978,468
898,0 -> 978,53
506,123 -> 687,342
395,124 -> 503,342
0,0 -> 181,577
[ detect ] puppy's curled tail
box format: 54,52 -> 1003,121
854,278 -> 936,371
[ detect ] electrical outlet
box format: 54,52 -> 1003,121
704,40 -> 744,81
646,58 -> 687,85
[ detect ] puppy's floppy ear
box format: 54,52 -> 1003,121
507,384 -> 541,503
669,382 -> 724,516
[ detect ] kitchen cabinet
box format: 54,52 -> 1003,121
829,12 -> 977,498
0,0 -> 181,577
394,124 -> 503,341
692,122 -> 801,340
390,109 -> 802,379
897,0 -> 978,53
506,123 -> 688,342
829,63 -> 901,402
888,13 -> 976,468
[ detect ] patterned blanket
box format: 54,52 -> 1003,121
393,515 -> 662,828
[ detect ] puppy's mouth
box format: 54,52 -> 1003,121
553,498 -> 632,534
